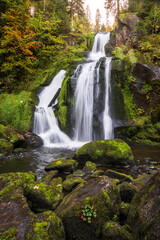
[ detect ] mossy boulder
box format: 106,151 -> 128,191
55,176 -> 121,240
73,170 -> 85,177
105,170 -> 133,183
63,177 -> 84,192
119,202 -> 131,224
82,161 -> 97,173
74,139 -> 134,166
127,171 -> 160,240
0,172 -> 65,240
0,138 -> 13,154
102,221 -> 132,240
118,182 -> 138,203
24,177 -> 63,212
45,158 -> 78,173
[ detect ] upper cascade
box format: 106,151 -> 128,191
88,32 -> 110,60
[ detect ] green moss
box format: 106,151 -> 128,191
45,158 -> 78,173
0,138 -> 13,154
82,161 -> 97,173
0,227 -> 17,240
63,177 -> 84,192
33,221 -> 48,239
74,139 -> 134,166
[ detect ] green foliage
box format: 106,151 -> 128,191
81,204 -> 97,223
0,91 -> 35,132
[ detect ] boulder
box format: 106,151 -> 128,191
20,131 -> 43,148
45,158 -> 78,173
127,171 -> 160,240
0,172 -> 65,240
90,170 -> 104,177
55,176 -> 121,240
82,161 -> 97,173
74,139 -> 134,166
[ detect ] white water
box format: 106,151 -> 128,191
74,32 -> 113,141
103,58 -> 114,139
33,70 -> 71,146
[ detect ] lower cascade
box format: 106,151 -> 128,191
33,32 -> 114,146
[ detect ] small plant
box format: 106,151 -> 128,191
81,204 -> 97,223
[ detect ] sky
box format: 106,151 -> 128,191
84,0 -> 107,25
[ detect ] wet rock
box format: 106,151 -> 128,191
63,177 -> 84,192
55,176 -> 121,240
74,139 -> 134,166
20,131 -> 43,148
119,202 -> 131,224
82,161 -> 97,173
127,171 -> 160,240
45,158 -> 78,173
105,170 -> 133,183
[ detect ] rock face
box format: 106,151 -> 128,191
45,158 -> 78,173
127,171 -> 160,240
74,139 -> 134,166
55,176 -> 121,240
0,172 -> 65,240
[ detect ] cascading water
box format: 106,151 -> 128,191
33,70 -> 71,146
73,32 -> 114,141
33,32 -> 114,147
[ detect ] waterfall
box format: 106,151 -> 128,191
33,70 -> 71,146
73,32 -> 114,141
33,32 -> 114,147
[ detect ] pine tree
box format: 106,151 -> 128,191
94,9 -> 101,33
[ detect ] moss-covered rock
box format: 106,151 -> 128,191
82,161 -> 97,173
55,176 -> 121,240
63,177 -> 84,192
45,158 -> 78,173
73,170 -> 85,177
105,170 -> 133,183
0,138 -> 13,154
102,221 -> 132,240
74,139 -> 134,166
24,178 -> 63,213
127,171 -> 160,240
119,202 -> 131,224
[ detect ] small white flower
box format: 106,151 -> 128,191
33,186 -> 39,190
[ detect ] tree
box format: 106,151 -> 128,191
94,9 -> 101,33
0,0 -> 38,86
67,0 -> 85,29
104,0 -> 128,23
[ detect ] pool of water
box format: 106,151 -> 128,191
0,144 -> 159,179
